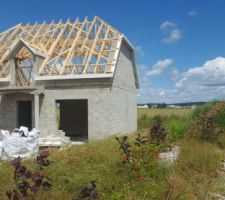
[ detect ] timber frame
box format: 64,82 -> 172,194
0,16 -> 123,83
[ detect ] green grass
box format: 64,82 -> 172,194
0,137 -> 223,200
191,101 -> 219,120
168,117 -> 193,141
164,139 -> 223,200
137,108 -> 194,141
1,104 -> 225,199
217,107 -> 225,128
0,138 -> 168,200
138,108 -> 192,118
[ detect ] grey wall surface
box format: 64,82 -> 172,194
0,41 -> 138,140
0,93 -> 35,131
110,42 -> 137,135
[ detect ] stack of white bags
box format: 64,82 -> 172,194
0,126 -> 39,160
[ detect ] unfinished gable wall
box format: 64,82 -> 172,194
109,41 -> 137,135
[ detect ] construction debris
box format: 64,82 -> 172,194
159,146 -> 180,164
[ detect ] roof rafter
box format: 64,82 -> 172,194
0,16 -> 122,78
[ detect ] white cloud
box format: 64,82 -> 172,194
162,28 -> 181,44
176,57 -> 225,88
170,68 -> 181,82
188,10 -> 197,17
159,90 -> 166,96
134,45 -> 145,57
147,59 -> 173,76
138,57 -> 225,104
160,20 -> 177,31
160,20 -> 182,44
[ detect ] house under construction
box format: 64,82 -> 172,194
0,16 -> 138,141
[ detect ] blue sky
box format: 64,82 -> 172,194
1,0 -> 225,103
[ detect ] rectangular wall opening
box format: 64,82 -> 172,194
17,100 -> 32,130
56,99 -> 88,141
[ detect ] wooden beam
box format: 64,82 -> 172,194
60,17 -> 88,75
0,16 -> 122,78
38,19 -> 70,75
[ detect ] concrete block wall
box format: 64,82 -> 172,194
38,87 -> 136,140
109,41 -> 138,135
38,87 -> 112,140
0,93 -> 34,130
109,87 -> 137,135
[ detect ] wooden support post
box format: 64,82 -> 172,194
34,93 -> 39,129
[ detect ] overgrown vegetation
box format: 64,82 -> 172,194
189,102 -> 225,146
6,151 -> 52,200
164,139 -> 223,200
138,109 -> 194,142
1,102 -> 225,199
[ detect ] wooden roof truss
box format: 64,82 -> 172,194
0,16 -> 122,79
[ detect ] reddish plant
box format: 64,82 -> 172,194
149,119 -> 168,145
6,151 -> 52,200
72,180 -> 98,200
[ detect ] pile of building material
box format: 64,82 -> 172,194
0,127 -> 74,160
0,127 -> 39,160
159,146 -> 180,164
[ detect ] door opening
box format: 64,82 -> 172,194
56,99 -> 88,141
17,101 -> 32,130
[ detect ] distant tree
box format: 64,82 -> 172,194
147,104 -> 152,108
157,103 -> 167,109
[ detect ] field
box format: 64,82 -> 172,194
137,108 -> 192,118
1,103 -> 225,199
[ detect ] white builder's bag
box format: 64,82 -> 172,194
18,126 -> 29,137
28,129 -> 40,138
0,130 -> 9,159
2,136 -> 39,160
1,128 -> 39,160
0,130 -> 9,140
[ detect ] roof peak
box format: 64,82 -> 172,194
0,16 -> 124,82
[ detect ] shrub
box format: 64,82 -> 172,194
6,151 -> 52,200
115,133 -> 167,182
72,180 -> 98,200
138,114 -> 167,131
188,101 -> 225,142
198,115 -> 218,141
216,107 -> 225,128
149,118 -> 168,145
192,103 -> 212,120
168,117 -> 193,141
115,136 -> 133,163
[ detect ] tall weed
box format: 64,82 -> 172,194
168,117 -> 193,141
216,107 -> 225,128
